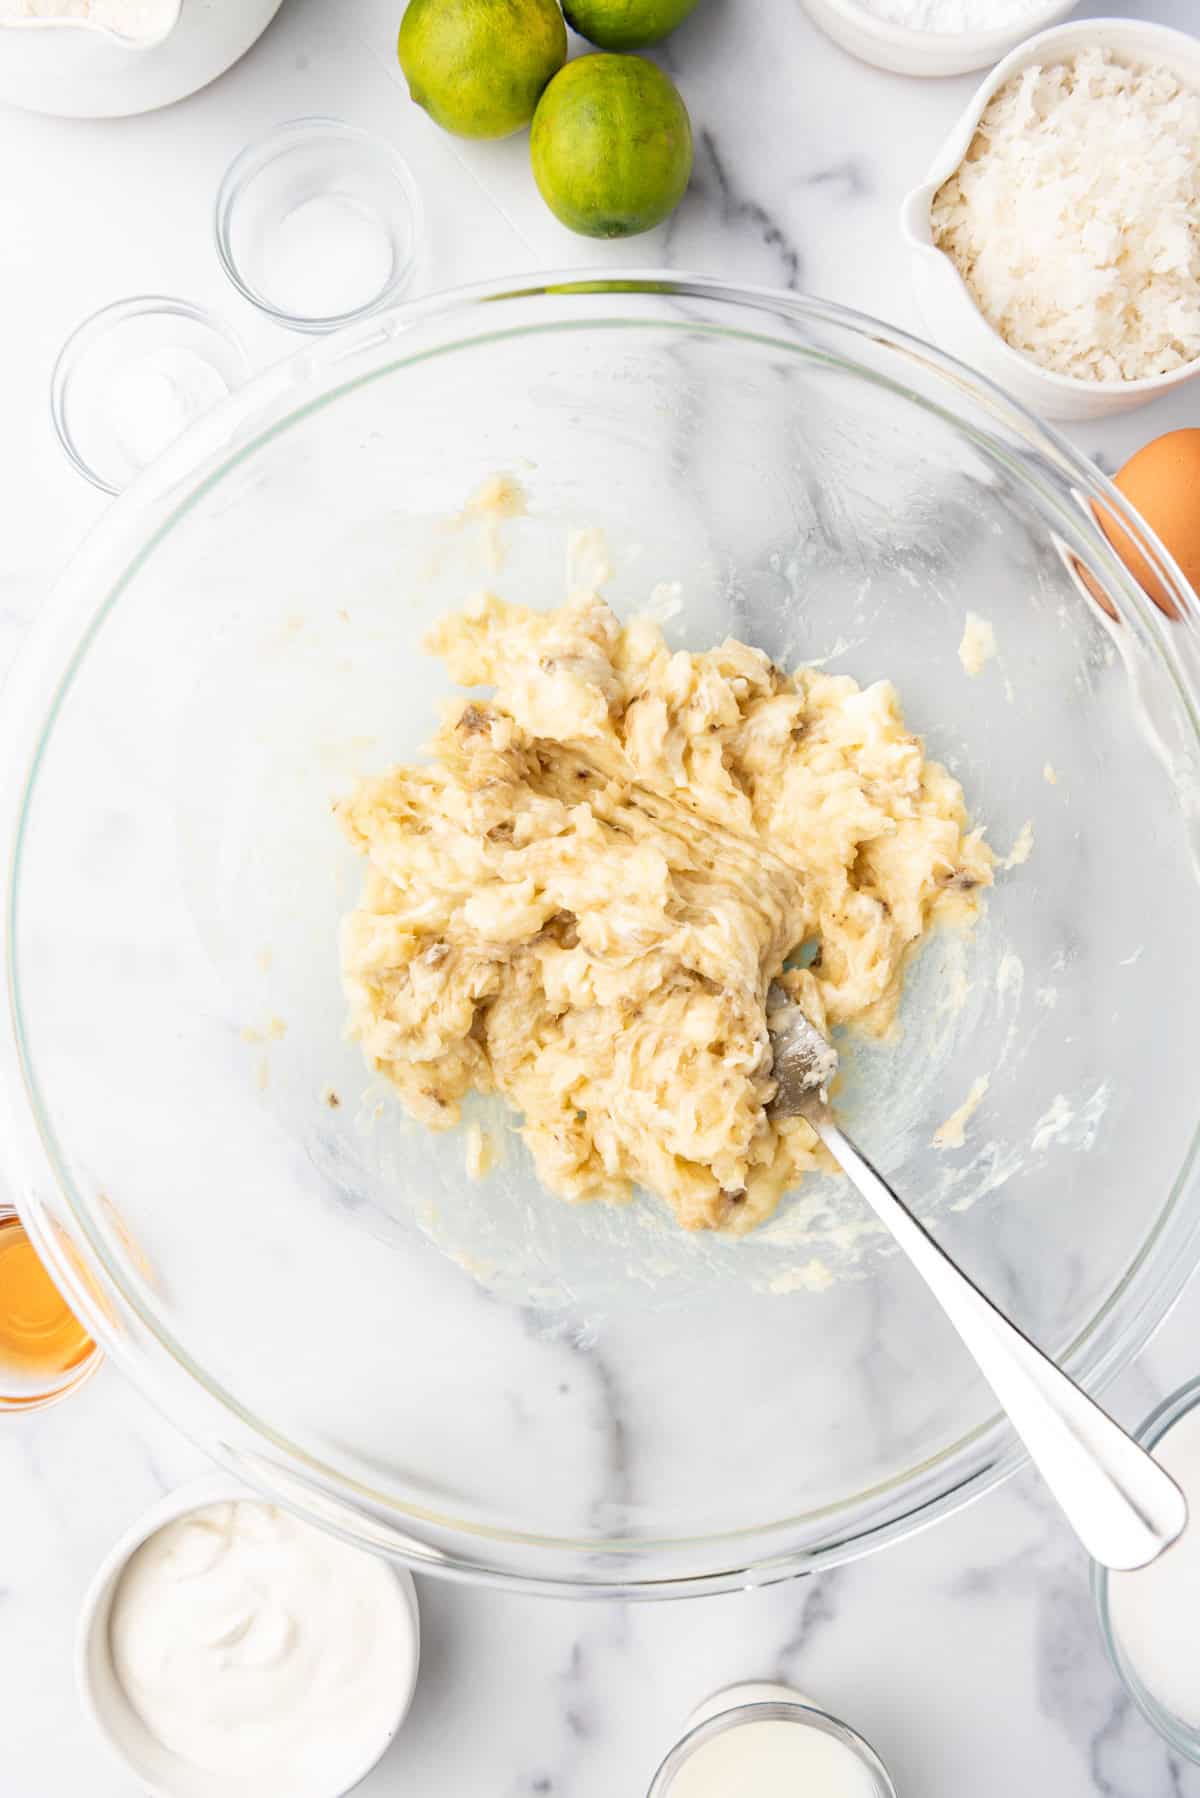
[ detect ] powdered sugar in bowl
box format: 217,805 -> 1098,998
798,0 -> 1075,78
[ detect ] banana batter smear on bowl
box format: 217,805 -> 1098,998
337,577 -> 992,1233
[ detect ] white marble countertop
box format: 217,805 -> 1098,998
2,0 -> 1200,1791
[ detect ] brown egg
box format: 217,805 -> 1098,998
1098,429 -> 1200,619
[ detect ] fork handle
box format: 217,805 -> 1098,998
812,1108 -> 1186,1571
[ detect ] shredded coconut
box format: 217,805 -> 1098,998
932,50 -> 1200,383
858,0 -> 1053,31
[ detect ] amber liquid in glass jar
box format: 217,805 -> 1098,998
0,1214 -> 93,1386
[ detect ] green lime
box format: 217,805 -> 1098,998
563,0 -> 700,50
531,54 -> 693,238
398,0 -> 567,140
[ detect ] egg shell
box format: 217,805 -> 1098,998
1098,429 -> 1200,619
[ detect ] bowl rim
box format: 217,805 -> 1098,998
6,269 -> 1200,1597
900,17 -> 1200,399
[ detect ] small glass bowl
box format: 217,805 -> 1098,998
1093,1377 -> 1200,1763
0,1205 -> 101,1411
51,297 -> 249,496
648,1697 -> 897,1796
215,118 -> 425,333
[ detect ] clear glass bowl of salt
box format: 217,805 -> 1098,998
50,295 -> 249,495
215,117 -> 425,333
1094,1377 -> 1200,1763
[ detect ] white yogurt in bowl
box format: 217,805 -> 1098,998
78,1476 -> 420,1798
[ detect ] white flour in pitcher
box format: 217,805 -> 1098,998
0,0 -> 176,39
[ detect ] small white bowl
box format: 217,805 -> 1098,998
900,18 -> 1200,421
77,1474 -> 420,1798
799,0 -> 1075,78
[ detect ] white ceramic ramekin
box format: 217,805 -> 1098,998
900,18 -> 1200,421
77,1474 -> 421,1798
800,0 -> 1075,78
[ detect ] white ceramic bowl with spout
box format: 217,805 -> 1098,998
900,18 -> 1200,422
0,0 -> 284,117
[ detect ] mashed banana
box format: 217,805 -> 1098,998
337,591 -> 992,1232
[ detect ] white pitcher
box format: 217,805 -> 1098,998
0,0 -> 284,117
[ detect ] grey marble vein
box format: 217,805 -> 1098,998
773,1566 -> 847,1683
676,128 -> 804,289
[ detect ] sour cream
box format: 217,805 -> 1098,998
108,1499 -> 415,1790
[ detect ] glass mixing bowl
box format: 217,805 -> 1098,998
3,275 -> 1199,1596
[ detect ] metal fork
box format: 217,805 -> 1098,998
767,986 -> 1186,1571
